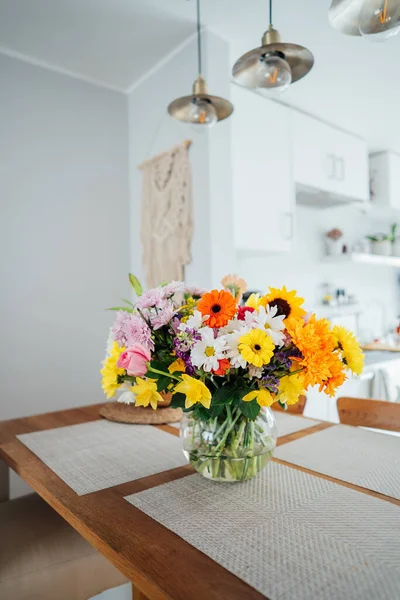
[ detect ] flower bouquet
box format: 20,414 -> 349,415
101,274 -> 364,482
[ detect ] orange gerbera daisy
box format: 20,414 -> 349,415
197,289 -> 237,328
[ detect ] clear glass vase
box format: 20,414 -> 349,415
180,406 -> 277,482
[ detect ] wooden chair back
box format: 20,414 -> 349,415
273,395 -> 306,415
337,397 -> 400,432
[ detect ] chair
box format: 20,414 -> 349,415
273,395 -> 307,415
337,397 -> 400,433
0,462 -> 128,600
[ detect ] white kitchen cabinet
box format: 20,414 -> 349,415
370,151 -> 400,211
293,111 -> 369,204
231,85 -> 294,253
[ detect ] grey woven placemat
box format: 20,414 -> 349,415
273,411 -> 319,437
125,463 -> 400,600
274,424 -> 400,500
18,420 -> 187,495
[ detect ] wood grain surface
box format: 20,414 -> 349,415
0,403 -> 398,599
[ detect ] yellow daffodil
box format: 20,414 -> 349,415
174,374 -> 212,409
279,372 -> 306,406
333,325 -> 364,376
238,329 -> 275,368
100,342 -> 126,399
132,377 -> 163,410
168,358 -> 186,374
245,293 -> 262,309
243,388 -> 274,407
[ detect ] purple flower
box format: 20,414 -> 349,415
261,373 -> 279,394
173,329 -> 201,375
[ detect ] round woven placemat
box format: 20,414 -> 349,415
100,402 -> 183,425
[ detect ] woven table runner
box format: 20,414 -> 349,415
274,424 -> 400,500
18,420 -> 187,495
125,462 -> 400,600
273,412 -> 319,437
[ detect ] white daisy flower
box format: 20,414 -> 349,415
218,317 -> 243,336
224,329 -> 248,369
246,305 -> 285,347
178,309 -> 205,332
191,327 -> 226,372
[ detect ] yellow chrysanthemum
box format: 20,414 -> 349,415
131,377 -> 163,410
245,293 -> 262,310
238,329 -> 275,368
278,373 -> 306,406
243,388 -> 274,407
333,325 -> 364,376
174,375 -> 212,409
260,286 -> 306,324
168,358 -> 186,374
100,341 -> 126,399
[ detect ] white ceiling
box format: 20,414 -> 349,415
0,0 -> 399,151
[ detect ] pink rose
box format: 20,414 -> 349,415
117,344 -> 151,377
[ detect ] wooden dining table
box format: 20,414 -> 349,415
0,403 -> 398,600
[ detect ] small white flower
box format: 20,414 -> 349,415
191,327 -> 226,372
105,328 -> 114,358
224,329 -> 247,369
179,310 -> 205,332
246,305 -> 285,347
248,365 -> 263,379
218,317 -> 243,336
117,390 -> 136,405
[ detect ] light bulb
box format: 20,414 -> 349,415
255,53 -> 292,95
359,0 -> 400,40
188,97 -> 218,130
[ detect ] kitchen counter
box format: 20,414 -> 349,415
363,350 -> 400,368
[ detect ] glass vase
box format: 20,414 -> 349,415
180,405 -> 277,483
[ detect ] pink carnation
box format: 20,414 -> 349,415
150,300 -> 175,330
112,311 -> 153,350
162,281 -> 186,297
136,287 -> 164,310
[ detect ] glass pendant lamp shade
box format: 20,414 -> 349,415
255,52 -> 292,95
232,1 -> 314,95
167,0 -> 233,127
329,0 -> 400,39
359,0 -> 400,40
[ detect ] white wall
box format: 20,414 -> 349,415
0,55 -> 130,495
128,31 -> 235,289
238,204 -> 399,338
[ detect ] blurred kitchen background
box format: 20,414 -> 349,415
1,0 -> 400,496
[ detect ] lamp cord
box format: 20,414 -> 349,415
196,0 -> 202,74
269,0 -> 273,26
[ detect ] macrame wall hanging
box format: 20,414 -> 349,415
138,140 -> 193,288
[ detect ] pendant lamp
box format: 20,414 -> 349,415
329,0 -> 400,40
168,0 -> 233,128
232,0 -> 314,95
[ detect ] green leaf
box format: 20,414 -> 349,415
129,273 -> 143,296
170,392 -> 186,409
211,385 -> 236,407
121,297 -> 134,307
239,399 -> 261,420
156,376 -> 171,392
107,306 -> 134,313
